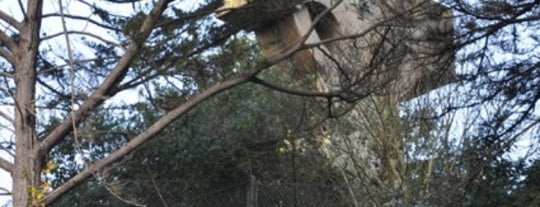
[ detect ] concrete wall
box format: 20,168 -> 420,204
219,0 -> 454,99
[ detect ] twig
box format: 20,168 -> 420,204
41,30 -> 121,47
41,13 -> 120,31
58,0 -> 79,148
0,186 -> 11,195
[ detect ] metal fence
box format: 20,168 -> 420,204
250,181 -> 352,207
52,176 -> 356,207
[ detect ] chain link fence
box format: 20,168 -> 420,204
252,181 -> 353,207
51,176 -> 357,207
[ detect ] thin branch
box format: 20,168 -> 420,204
252,77 -> 340,98
0,157 -> 13,173
0,122 -> 14,134
269,0 -> 344,60
36,78 -> 70,100
0,186 -> 10,195
59,0 -> 82,158
41,30 -> 120,47
0,9 -> 22,29
41,13 -> 120,31
0,109 -> 13,124
494,119 -> 540,157
0,47 -> 14,65
158,0 -> 222,28
116,25 -> 241,92
303,19 -> 395,49
17,0 -> 26,20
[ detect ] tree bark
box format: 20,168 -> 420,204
12,1 -> 43,206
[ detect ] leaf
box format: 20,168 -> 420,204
42,160 -> 58,174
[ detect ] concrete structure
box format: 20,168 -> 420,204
217,0 -> 455,200
218,0 -> 454,100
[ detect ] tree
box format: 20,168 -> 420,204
1,0 -> 538,206
0,0 -> 269,206
0,1 -> 354,206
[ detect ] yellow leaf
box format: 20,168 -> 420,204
42,182 -> 52,190
43,160 -> 57,174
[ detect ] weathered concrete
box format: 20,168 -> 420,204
218,0 -> 455,99
217,0 -> 455,201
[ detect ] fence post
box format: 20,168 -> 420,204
247,175 -> 257,207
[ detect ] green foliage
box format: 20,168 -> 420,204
50,33 -> 334,205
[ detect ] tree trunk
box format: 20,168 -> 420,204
12,1 -> 43,206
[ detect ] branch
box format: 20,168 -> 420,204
0,30 -> 18,51
302,18 -> 398,49
0,157 -> 13,173
36,56 -> 119,75
39,0 -> 170,155
0,109 -> 13,124
41,13 -> 121,31
40,70 -> 258,205
252,77 -> 341,98
41,30 -> 120,47
0,9 -> 22,29
58,0 -> 80,153
36,78 -> 71,101
0,121 -> 14,134
0,186 -> 10,196
0,47 -> 14,65
17,0 -> 26,19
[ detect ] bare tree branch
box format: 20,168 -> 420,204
0,47 -> 15,65
41,30 -> 120,47
0,186 -> 10,195
0,109 -> 13,124
0,122 -> 14,133
58,0 -> 81,157
0,9 -> 22,29
17,0 -> 26,19
252,77 -> 342,98
41,13 -> 121,31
